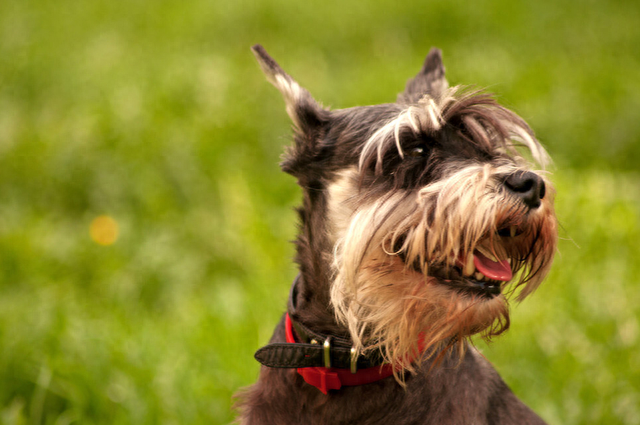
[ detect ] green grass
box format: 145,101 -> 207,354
0,0 -> 639,423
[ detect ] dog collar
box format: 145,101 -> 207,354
253,276 -> 395,394
254,313 -> 395,394
288,313 -> 395,394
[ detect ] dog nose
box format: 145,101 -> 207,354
504,171 -> 546,209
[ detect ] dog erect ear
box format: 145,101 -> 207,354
251,44 -> 328,133
398,47 -> 449,103
252,44 -> 331,178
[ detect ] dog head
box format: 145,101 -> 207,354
252,45 -> 557,370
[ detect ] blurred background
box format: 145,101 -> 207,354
0,0 -> 639,423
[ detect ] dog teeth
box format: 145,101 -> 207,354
510,226 -> 517,238
474,272 -> 485,281
463,254 -> 475,276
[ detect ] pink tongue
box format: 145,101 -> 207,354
473,251 -> 513,281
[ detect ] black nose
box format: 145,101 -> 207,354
504,171 -> 546,209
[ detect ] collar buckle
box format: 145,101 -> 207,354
350,347 -> 358,374
323,337 -> 332,368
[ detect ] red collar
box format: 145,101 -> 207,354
285,313 -> 395,394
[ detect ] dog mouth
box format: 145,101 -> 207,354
400,225 -> 523,298
430,248 -> 512,298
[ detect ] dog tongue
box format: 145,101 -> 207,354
473,251 -> 512,281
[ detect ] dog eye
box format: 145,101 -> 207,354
408,145 -> 427,157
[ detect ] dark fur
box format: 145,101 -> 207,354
236,45 -> 551,424
237,314 -> 545,425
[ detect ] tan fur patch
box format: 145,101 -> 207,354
326,168 -> 361,246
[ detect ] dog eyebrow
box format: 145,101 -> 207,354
359,100 -> 446,172
358,87 -> 551,173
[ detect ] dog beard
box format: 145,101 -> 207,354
328,161 -> 557,373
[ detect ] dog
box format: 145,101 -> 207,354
235,45 -> 557,424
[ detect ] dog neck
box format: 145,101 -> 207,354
288,189 -> 349,336
253,275 -> 450,394
254,275 -> 398,394
288,272 -> 350,339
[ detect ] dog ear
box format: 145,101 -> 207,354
252,44 -> 331,177
251,44 -> 328,133
398,47 -> 449,103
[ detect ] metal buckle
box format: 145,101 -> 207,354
350,347 -> 358,374
323,337 -> 332,368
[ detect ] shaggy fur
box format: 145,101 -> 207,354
236,45 -> 557,424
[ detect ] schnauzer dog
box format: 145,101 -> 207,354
236,45 -> 557,424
